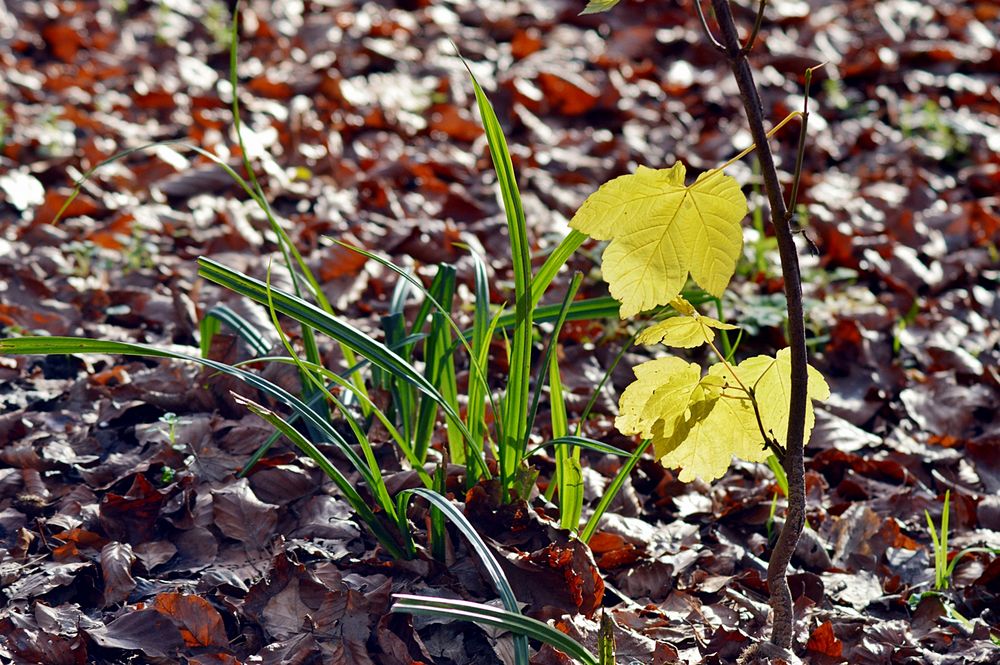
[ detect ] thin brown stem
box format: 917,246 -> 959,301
747,386 -> 785,458
708,0 -> 811,653
743,0 -> 768,53
787,67 -> 816,219
693,1 -> 725,52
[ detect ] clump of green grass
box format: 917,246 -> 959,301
0,2 -> 657,559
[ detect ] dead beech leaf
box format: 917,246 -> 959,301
34,602 -> 98,638
806,621 -> 844,659
5,562 -> 90,600
85,608 -> 184,658
153,592 -> 229,648
900,371 -> 995,444
100,542 -> 136,606
211,477 -> 278,545
262,577 -> 312,639
99,474 -> 165,545
4,627 -> 88,665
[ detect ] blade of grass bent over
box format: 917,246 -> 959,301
391,595 -> 597,665
199,304 -> 271,358
395,487 -> 531,663
227,5 -> 368,413
329,242 -> 499,479
197,257 -> 476,448
262,263 -> 397,522
242,355 -> 432,488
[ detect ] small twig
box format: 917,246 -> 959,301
693,1 -> 725,53
742,0 -> 768,53
746,386 -> 785,458
786,66 -> 819,220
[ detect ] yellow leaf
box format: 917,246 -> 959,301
616,356 -> 700,439
569,164 -> 747,318
636,315 -> 737,349
716,347 -> 831,450
620,349 -> 830,484
655,378 -> 765,482
668,296 -> 697,316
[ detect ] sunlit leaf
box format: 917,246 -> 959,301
580,0 -> 622,15
616,356 -> 700,439
655,369 -> 762,482
617,348 -> 829,483
569,164 -> 746,317
714,347 -> 831,450
636,315 -> 737,349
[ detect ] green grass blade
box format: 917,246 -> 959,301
197,258 -> 469,429
391,595 -> 597,665
525,436 -> 628,459
494,295 -> 619,330
598,610 -> 616,665
233,331 -> 428,478
766,454 -> 789,497
530,230 -> 587,309
241,355 -> 431,487
225,7 -> 330,428
227,6 -> 369,415
232,394 -> 403,558
946,546 -> 1000,581
924,508 -> 942,589
413,312 -> 444,463
549,349 -> 568,442
413,267 -> 457,463
464,61 -> 533,493
262,265 -> 396,521
411,264 -> 456,338
466,249 -> 495,477
941,489 -> 950,589
398,488 -> 519,610
396,487 -> 529,663
430,466 -> 448,562
550,350 -> 583,531
331,241 -> 500,466
49,139 -> 185,227
383,313 -> 417,446
199,313 -> 221,359
524,272 -> 582,453
581,439 -> 651,543
199,304 -> 271,357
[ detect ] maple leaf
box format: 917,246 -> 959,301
616,356 -> 701,439
580,0 -> 622,15
714,347 -> 831,451
617,348 -> 829,483
636,297 -> 738,349
655,370 -> 764,482
569,164 -> 747,318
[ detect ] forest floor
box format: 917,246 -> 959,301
1,0 -> 999,663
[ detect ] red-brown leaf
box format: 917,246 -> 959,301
153,592 -> 229,648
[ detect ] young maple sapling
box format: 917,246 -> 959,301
575,1 -> 825,660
